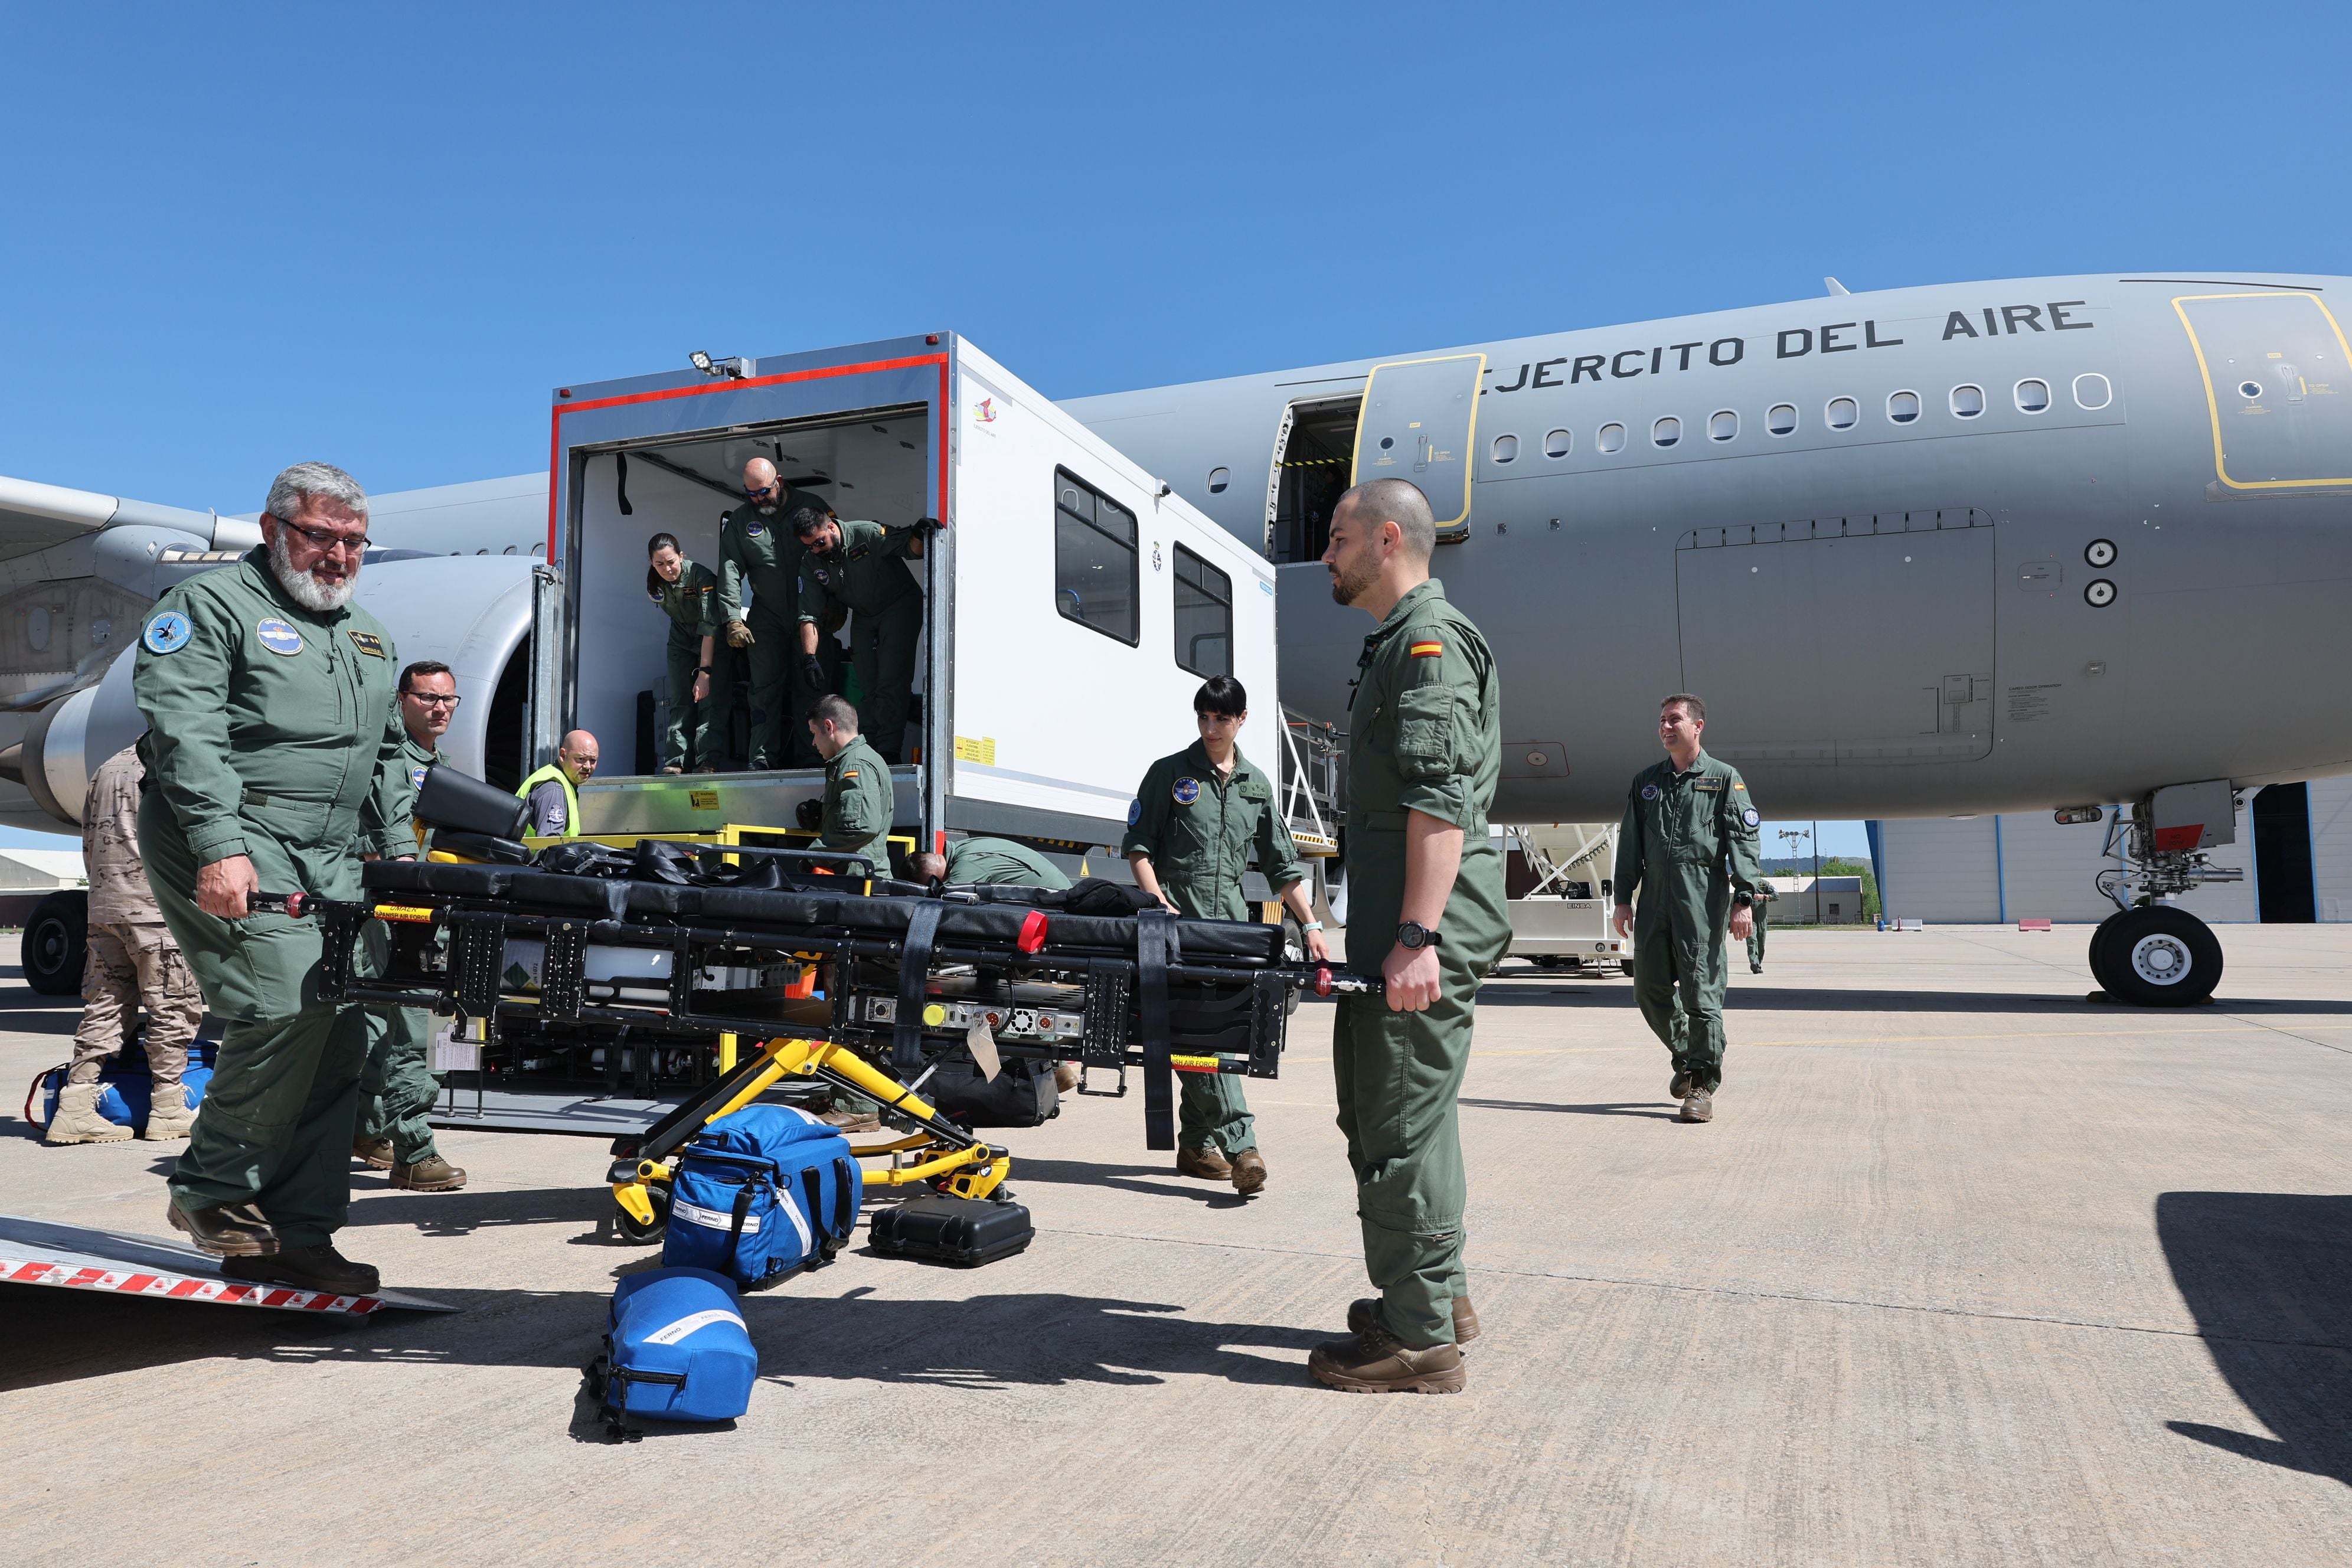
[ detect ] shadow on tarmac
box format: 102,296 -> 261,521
2157,1191 -> 2352,1487
0,1269 -> 1325,1400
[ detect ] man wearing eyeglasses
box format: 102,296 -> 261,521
132,460 -> 411,1298
715,458 -> 839,769
352,661 -> 467,1193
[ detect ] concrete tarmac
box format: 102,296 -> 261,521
2,925 -> 2348,1565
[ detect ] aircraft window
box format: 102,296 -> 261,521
1652,417 -> 1681,447
1172,544 -> 1231,678
1950,384 -> 1985,418
1826,397 -> 1859,429
2236,379 -> 2263,400
2073,374 -> 2112,410
2015,378 -> 2051,413
1053,466 -> 1139,646
1887,391 -> 1921,424
1491,434 -> 1519,464
1207,467 -> 1230,494
1598,423 -> 1626,454
1768,403 -> 1798,436
1543,428 -> 1572,458
1709,410 -> 1738,442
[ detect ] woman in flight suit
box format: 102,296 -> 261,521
648,532 -> 719,773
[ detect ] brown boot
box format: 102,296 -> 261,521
1308,1320 -> 1465,1394
1679,1084 -> 1714,1123
1053,1062 -> 1080,1093
1176,1144 -> 1232,1181
1230,1148 -> 1268,1195
142,1082 -> 197,1141
1349,1293 -> 1480,1352
352,1136 -> 395,1170
390,1154 -> 468,1191
45,1083 -> 130,1145
820,1107 -> 883,1133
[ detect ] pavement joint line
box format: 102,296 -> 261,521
2207,1010 -> 2352,1058
1034,1224 -> 2352,1356
1468,1026 -> 2277,1056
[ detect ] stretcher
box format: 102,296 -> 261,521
303,841 -> 1375,1244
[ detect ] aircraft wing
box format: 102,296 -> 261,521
0,473 -> 247,565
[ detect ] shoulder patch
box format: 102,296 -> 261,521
1409,639 -> 1443,658
142,610 -> 191,655
1640,782 -> 1660,801
347,629 -> 387,658
1172,776 -> 1201,806
1126,799 -> 1142,825
256,618 -> 303,656
410,765 -> 430,789
1742,807 -> 1761,828
744,517 -> 766,537
841,769 -> 859,780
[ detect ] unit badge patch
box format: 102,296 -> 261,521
1640,783 -> 1660,801
744,517 -> 766,537
813,567 -> 830,585
1126,799 -> 1142,825
347,629 -> 387,658
1172,777 -> 1201,806
142,610 -> 191,655
1409,639 -> 1443,658
410,766 -> 430,789
1742,808 -> 1761,828
256,618 -> 303,656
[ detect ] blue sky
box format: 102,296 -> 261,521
2,3 -> 2344,853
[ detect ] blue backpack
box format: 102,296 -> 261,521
588,1266 -> 758,1439
663,1104 -> 863,1289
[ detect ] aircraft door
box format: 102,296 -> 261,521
2174,292 -> 2352,491
1353,354 -> 1486,543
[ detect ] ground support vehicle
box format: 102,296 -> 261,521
1507,824 -> 1634,975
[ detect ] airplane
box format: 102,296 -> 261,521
6,270 -> 2340,1008
1061,272 -> 2352,1007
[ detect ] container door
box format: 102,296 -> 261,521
527,562 -> 564,775
1351,354 -> 1486,543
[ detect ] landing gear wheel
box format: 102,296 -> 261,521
612,1184 -> 670,1245
2093,906 -> 2222,1006
21,890 -> 86,997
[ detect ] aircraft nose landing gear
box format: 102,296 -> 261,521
2086,787 -> 2241,1006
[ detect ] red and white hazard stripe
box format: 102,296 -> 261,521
0,1256 -> 383,1315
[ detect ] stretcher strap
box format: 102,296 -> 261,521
1137,910 -> 1175,1151
894,901 -> 943,1074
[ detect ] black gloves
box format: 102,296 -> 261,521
799,653 -> 827,691
910,516 -> 942,535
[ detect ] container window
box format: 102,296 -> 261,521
1708,410 -> 1738,442
1054,467 -> 1139,645
1950,384 -> 1985,418
2015,378 -> 2051,413
1768,403 -> 1798,436
1827,397 -> 1859,429
1491,433 -> 1519,464
1172,544 -> 1231,677
1598,423 -> 1626,454
2073,373 -> 2113,410
1887,390 -> 1920,424
1206,466 -> 1230,494
1652,417 -> 1681,447
1543,428 -> 1572,458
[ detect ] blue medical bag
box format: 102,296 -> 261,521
587,1266 -> 758,1436
28,1040 -> 217,1133
662,1104 -> 863,1289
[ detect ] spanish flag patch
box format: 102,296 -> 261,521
1409,639 -> 1443,658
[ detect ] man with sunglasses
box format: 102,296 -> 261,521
715,457 -> 839,769
352,661 -> 466,1193
132,461 -> 412,1298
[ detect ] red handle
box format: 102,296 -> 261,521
1017,910 -> 1048,954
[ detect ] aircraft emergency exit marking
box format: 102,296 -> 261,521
1486,302 -> 2096,393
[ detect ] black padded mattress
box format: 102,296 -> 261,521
361,859 -> 1283,963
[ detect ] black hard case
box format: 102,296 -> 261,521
867,1194 -> 1035,1266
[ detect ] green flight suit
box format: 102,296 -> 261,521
1334,579 -> 1508,1348
1613,751 -> 1765,1093
818,734 -> 896,877
1122,740 -> 1305,1157
798,519 -> 923,765
717,488 -> 837,769
1747,889 -> 1770,971
944,837 -> 1072,889
654,557 -> 718,769
133,549 -> 408,1249
360,731 -> 445,1164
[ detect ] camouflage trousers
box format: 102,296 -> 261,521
70,922 -> 204,1087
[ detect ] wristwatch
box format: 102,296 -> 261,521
695,665 -> 713,674
1396,920 -> 1442,950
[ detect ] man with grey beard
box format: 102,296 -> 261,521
132,461 -> 410,1297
